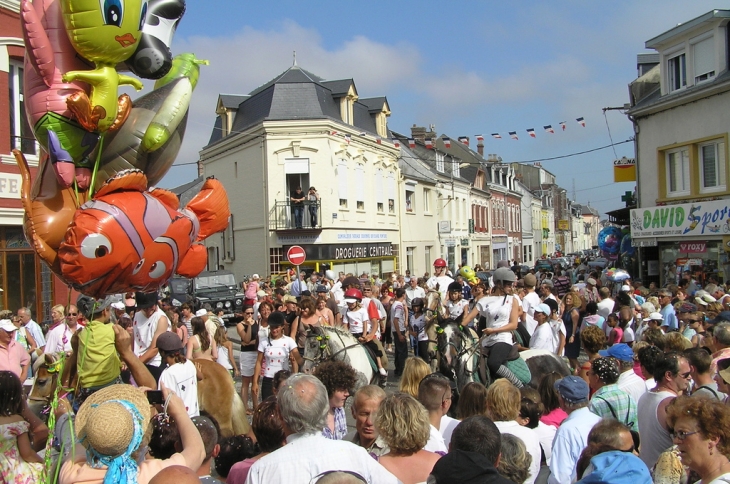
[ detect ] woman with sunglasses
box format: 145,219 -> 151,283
666,396 -> 730,483
238,303 -> 261,413
461,267 -> 523,388
43,305 -> 80,355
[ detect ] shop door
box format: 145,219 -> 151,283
447,246 -> 456,274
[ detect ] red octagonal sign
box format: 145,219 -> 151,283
287,245 -> 307,265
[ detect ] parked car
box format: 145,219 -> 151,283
535,259 -> 553,271
169,270 -> 245,325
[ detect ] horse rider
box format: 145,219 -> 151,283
460,267 -> 524,388
427,258 -> 454,301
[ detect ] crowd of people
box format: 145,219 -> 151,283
4,259 -> 730,483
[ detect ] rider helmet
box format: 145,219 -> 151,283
447,281 -> 463,293
344,288 -> 363,303
433,258 -> 447,268
411,297 -> 424,308
492,267 -> 517,285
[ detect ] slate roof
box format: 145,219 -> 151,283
391,131 -> 472,186
170,176 -> 204,207
207,66 -> 387,148
219,94 -> 248,109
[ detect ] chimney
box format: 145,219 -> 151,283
477,141 -> 484,157
411,124 -> 426,142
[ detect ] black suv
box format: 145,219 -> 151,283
169,270 -> 244,325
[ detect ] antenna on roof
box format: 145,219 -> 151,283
293,51 -> 297,67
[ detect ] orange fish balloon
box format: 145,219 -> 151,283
58,169 -> 229,297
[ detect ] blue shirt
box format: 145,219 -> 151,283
290,279 -> 306,297
461,283 -> 472,301
548,407 -> 603,484
660,304 -> 678,331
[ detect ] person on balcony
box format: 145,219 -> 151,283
290,186 -> 305,229
308,187 -> 320,228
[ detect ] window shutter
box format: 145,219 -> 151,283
355,164 -> 365,202
338,160 -> 348,199
387,172 -> 395,199
693,37 -> 714,79
376,169 -> 384,204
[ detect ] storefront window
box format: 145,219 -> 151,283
660,241 -> 721,286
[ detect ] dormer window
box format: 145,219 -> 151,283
436,152 -> 444,173
667,51 -> 686,92
692,35 -> 715,83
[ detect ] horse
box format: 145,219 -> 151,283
301,325 -> 386,388
424,289 -> 446,371
435,321 -> 571,392
27,352 -> 249,438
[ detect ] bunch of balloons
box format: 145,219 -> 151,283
597,226 -> 624,255
17,0 -> 229,298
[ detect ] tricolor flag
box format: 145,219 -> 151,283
509,131 -> 518,140
476,134 -> 485,141
527,128 -> 536,138
490,133 -> 500,139
392,138 -> 401,148
330,130 -> 338,136
576,117 -> 586,127
443,137 -> 451,148
458,136 -> 469,146
560,121 -> 566,131
425,138 -> 434,149
544,125 -> 555,134
408,138 -> 416,148
344,134 -> 351,144
376,137 -> 382,144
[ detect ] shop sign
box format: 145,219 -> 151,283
679,242 -> 707,253
0,173 -> 21,199
461,238 -> 470,246
558,219 -> 570,230
631,199 -> 730,238
677,258 -> 703,267
631,237 -> 657,247
336,232 -> 388,241
438,221 -> 452,234
282,243 -> 393,261
445,239 -> 456,247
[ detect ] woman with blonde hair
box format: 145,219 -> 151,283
375,393 -> 441,484
578,325 -> 606,385
497,434 -> 533,484
399,357 -> 431,398
561,291 -> 583,370
50,304 -> 65,331
186,316 -> 218,361
486,379 -> 541,483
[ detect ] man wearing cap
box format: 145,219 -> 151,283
658,289 -> 679,332
548,375 -> 602,484
637,352 -> 691,469
599,343 -> 647,404
133,292 -> 170,382
158,332 -> 199,418
521,273 -> 541,335
68,296 -> 122,407
0,318 -> 29,380
528,304 -> 554,352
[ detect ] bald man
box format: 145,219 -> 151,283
149,466 -> 200,484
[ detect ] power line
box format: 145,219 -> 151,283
512,138 -> 633,164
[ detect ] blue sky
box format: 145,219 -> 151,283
153,0 -> 722,217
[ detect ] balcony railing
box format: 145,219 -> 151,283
270,200 -> 322,231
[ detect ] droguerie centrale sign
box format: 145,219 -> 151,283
630,200 -> 730,238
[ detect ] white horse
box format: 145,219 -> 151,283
436,321 -> 571,392
301,325 -> 385,388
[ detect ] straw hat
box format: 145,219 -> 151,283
76,384 -> 151,457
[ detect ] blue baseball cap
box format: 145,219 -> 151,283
579,451 -> 651,484
599,343 -> 634,362
534,303 -> 551,316
554,375 -> 590,404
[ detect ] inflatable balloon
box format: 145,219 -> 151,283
620,233 -> 636,257
60,0 -> 146,133
58,170 -> 230,298
597,226 -> 623,255
458,265 -> 479,285
124,0 -> 186,79
21,0 -> 101,189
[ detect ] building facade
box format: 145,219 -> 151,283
200,66 -> 401,278
628,10 -> 730,286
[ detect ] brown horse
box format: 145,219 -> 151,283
27,353 -> 69,419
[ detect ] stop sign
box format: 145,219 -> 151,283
286,245 -> 307,265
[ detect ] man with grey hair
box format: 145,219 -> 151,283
658,289 -> 678,332
246,375 -> 397,484
711,322 -> 730,373
18,307 -> 44,354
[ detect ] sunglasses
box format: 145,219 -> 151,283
68,312 -> 78,316
679,371 -> 692,379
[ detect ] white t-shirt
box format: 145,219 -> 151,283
530,323 -> 555,353
476,295 -> 514,347
159,359 -> 199,417
390,301 -> 407,333
424,425 -> 448,453
344,307 -> 370,335
522,291 -> 542,336
550,317 -> 566,355
257,335 -> 297,378
133,308 -> 169,367
427,275 -> 454,300
411,314 -> 428,342
44,324 -> 74,354
622,326 -> 636,343
445,299 -> 469,320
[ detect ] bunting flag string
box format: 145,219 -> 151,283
527,128 -> 536,138
544,125 -> 554,134
509,131 -> 518,140
456,116 -> 587,143
458,136 -> 469,146
443,137 -> 451,148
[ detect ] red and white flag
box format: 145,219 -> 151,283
392,138 -> 401,148
576,117 -> 586,127
408,138 -> 416,148
527,128 -> 536,138
344,134 -> 351,144
330,130 -> 338,136
544,125 -> 555,134
560,121 -> 566,131
509,131 -> 518,140
476,134 -> 485,141
458,136 -> 469,146
376,137 -> 382,144
443,137 -> 451,148
425,138 -> 434,149
490,133 -> 501,139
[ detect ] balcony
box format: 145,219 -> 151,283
270,200 -> 323,232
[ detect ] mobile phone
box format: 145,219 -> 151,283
146,390 -> 164,404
